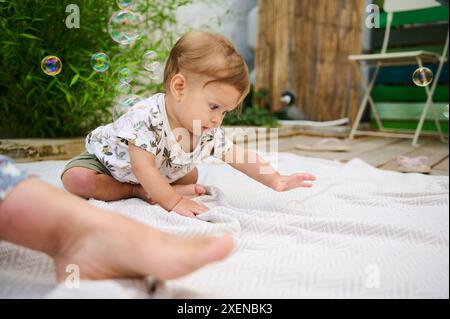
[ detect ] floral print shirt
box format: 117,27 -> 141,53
0,155 -> 29,201
85,93 -> 233,184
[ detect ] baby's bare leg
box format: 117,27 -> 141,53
62,167 -> 136,201
62,166 -> 205,203
0,178 -> 233,281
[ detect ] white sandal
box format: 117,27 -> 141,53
396,155 -> 431,174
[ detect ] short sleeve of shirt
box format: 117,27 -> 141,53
211,128 -> 234,160
0,155 -> 29,201
115,105 -> 164,156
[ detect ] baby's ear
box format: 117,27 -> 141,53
170,73 -> 186,100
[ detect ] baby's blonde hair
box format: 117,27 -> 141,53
164,31 -> 250,113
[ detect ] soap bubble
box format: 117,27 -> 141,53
113,94 -> 142,122
412,67 -> 433,87
115,82 -> 132,95
117,0 -> 132,9
41,56 -> 62,76
118,67 -> 132,83
145,61 -> 163,81
443,104 -> 449,119
90,52 -> 110,73
143,50 -> 158,70
116,0 -> 141,11
108,10 -> 144,45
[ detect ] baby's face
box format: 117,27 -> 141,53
178,78 -> 241,136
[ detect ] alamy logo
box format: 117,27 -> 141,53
365,4 -> 380,29
65,4 -> 80,29
65,264 -> 80,289
364,264 -> 380,289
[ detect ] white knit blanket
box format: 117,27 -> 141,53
0,152 -> 448,298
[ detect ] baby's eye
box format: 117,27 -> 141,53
209,104 -> 219,110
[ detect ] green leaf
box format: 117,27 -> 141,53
70,74 -> 80,87
2,41 -> 19,45
19,33 -> 41,40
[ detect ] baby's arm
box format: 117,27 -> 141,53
129,143 -> 209,217
223,144 -> 316,191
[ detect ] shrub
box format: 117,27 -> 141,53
0,0 -> 195,137
222,85 -> 279,127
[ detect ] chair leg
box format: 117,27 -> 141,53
349,94 -> 369,140
368,95 -> 384,131
349,62 -> 381,140
413,57 -> 446,147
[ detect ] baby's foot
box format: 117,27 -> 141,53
133,184 -> 206,204
174,184 -> 206,198
53,211 -> 233,282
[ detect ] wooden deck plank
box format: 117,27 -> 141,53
430,157 -> 449,176
354,139 -> 418,167
281,135 -> 402,162
0,138 -> 85,163
281,134 -> 448,175
380,138 -> 449,171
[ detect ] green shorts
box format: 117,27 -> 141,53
61,151 -> 112,179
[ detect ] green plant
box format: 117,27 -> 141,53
222,85 -> 279,127
222,106 -> 279,127
0,0 -> 200,137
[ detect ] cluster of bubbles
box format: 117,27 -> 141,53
112,67 -> 132,95
143,50 -> 163,81
40,0 -> 165,123
412,67 -> 433,87
41,56 -> 62,76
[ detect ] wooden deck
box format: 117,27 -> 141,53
276,134 -> 449,176
1,129 -> 448,176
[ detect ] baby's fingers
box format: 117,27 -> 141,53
298,173 -> 316,180
299,182 -> 314,188
182,211 -> 197,218
194,203 -> 209,214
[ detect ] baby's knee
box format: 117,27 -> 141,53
61,168 -> 97,198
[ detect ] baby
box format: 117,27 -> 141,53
61,31 -> 316,217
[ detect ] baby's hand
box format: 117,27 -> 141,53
172,198 -> 209,218
271,172 -> 316,192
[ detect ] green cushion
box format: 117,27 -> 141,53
380,5 -> 449,28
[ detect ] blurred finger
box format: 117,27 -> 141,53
194,184 -> 206,195
300,183 -> 313,187
298,173 -> 316,180
196,204 -> 209,213
184,211 -> 196,218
